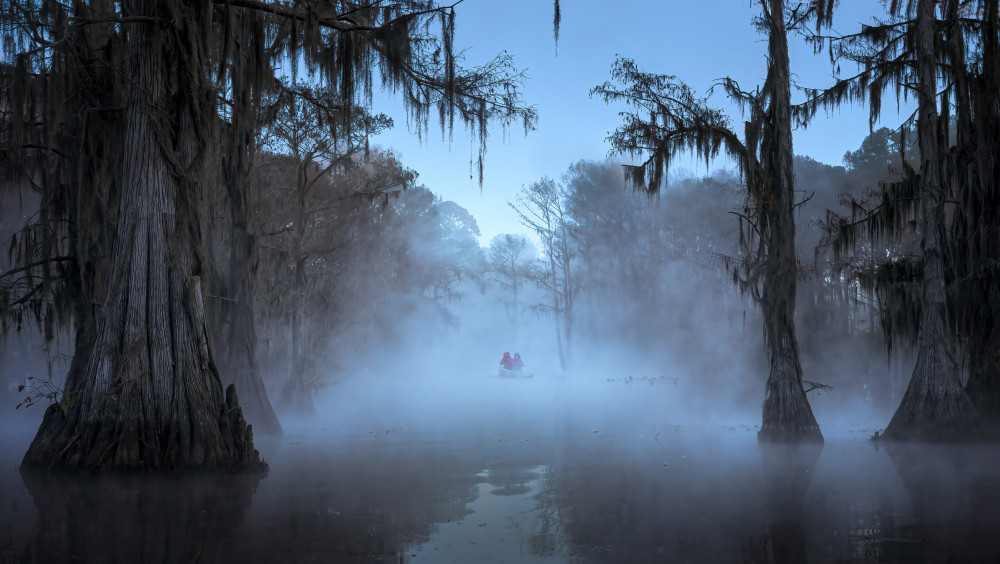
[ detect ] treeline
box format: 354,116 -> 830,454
206,148 -> 485,420
488,145 -> 903,410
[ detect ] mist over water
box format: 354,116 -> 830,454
3,353 -> 1000,563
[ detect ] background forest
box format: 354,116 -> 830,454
2,123 -> 915,431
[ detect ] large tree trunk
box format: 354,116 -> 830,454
22,1 -> 262,471
757,0 -> 823,443
277,161 -> 318,417
882,0 -> 977,441
217,211 -> 283,435
199,39 -> 283,436
280,254 -> 317,416
962,0 -> 1000,430
966,327 -> 1000,429
213,70 -> 282,434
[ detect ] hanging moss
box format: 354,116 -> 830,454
594,1 -> 834,443
813,1 -> 997,440
3,0 -> 539,471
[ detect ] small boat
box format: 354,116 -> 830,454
497,367 -> 533,378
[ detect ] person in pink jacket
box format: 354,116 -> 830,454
500,352 -> 515,369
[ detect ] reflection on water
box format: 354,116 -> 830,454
410,465 -> 566,562
16,470 -> 262,564
745,443 -> 821,564
2,427 -> 1000,563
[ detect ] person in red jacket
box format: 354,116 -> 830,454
500,352 -> 515,369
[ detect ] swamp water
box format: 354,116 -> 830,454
1,373 -> 999,563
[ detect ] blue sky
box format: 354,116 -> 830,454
372,1 -> 906,245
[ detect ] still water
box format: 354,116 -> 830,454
1,374 -> 998,563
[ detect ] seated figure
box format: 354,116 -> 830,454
500,352 -> 515,370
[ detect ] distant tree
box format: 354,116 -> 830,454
337,186 -> 485,355
593,0 -> 836,442
259,85 -> 400,416
511,178 -> 576,369
842,127 -> 900,173
436,200 -> 486,291
428,200 -> 486,310
488,234 -> 531,324
562,160 -> 657,304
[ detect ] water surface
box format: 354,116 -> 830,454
1,374 -> 997,563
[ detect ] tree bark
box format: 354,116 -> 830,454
214,83 -> 282,434
206,41 -> 283,435
757,0 -> 823,443
882,0 -> 977,441
22,0 -> 263,471
959,0 -> 1000,430
217,205 -> 283,435
280,252 -> 317,416
966,327 -> 1000,429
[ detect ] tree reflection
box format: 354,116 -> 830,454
744,443 -> 822,564
19,468 -> 263,563
228,440 -> 482,562
545,436 -> 768,562
881,443 -> 1000,564
485,466 -> 539,496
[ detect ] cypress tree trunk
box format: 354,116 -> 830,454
218,204 -> 283,435
280,254 -> 317,416
278,157 -> 318,417
757,0 -> 822,443
215,90 -> 282,434
963,0 -> 1000,429
966,327 -> 1000,427
61,92 -> 115,401
22,0 -> 262,471
882,0 -> 977,441
213,38 -> 282,436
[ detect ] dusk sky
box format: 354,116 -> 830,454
373,0 -> 907,244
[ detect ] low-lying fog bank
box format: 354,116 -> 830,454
2,370 -> 996,563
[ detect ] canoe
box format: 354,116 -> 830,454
497,367 -> 533,378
